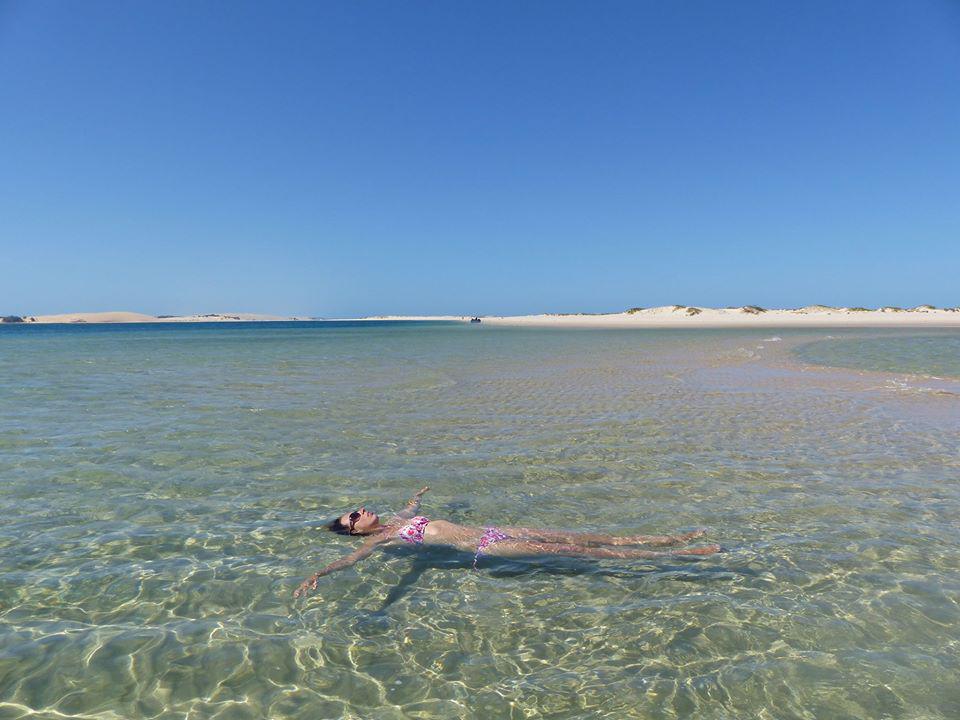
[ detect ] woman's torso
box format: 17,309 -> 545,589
390,517 -> 486,552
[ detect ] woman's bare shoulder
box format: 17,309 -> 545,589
366,527 -> 399,546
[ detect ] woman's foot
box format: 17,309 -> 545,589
683,543 -> 721,555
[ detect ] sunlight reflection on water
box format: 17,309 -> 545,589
1,323 -> 959,718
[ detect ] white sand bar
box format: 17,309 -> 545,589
13,306 -> 960,327
477,306 -> 960,328
24,311 -> 301,324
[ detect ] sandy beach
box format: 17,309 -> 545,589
6,306 -> 960,327
476,305 -> 960,328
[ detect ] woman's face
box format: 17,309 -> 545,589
340,507 -> 379,534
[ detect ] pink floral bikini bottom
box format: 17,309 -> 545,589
473,526 -> 510,568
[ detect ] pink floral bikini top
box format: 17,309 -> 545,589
397,516 -> 430,544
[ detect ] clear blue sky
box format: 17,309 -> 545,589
2,1 -> 958,316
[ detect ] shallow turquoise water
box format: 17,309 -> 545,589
1,323 -> 959,719
796,333 -> 960,379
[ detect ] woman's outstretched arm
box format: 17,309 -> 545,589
293,537 -> 388,598
393,486 -> 430,521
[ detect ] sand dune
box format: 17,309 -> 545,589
27,311 -> 161,324
476,305 -> 960,328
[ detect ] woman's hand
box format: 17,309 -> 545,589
394,487 -> 430,522
293,574 -> 319,598
292,541 -> 383,599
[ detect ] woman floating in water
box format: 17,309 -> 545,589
294,487 -> 720,597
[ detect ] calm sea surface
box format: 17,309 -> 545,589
796,333 -> 960,379
1,322 -> 958,719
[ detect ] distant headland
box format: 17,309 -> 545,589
0,312 -> 307,324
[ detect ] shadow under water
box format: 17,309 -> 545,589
371,545 -> 748,612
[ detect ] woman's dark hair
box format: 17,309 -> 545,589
328,517 -> 353,535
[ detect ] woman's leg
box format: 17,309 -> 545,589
499,527 -> 706,547
484,539 -> 721,560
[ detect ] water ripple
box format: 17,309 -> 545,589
1,324 -> 959,717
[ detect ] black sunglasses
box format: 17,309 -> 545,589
348,511 -> 361,532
